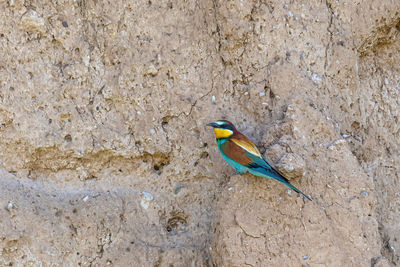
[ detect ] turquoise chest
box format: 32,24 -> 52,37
217,139 -> 248,174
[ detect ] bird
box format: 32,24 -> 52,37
207,120 -> 311,201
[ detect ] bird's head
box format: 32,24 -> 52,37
206,120 -> 236,139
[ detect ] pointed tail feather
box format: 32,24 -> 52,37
248,164 -> 312,201
284,181 -> 312,201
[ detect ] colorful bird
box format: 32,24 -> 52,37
207,120 -> 311,201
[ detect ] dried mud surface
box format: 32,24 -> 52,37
0,0 -> 399,266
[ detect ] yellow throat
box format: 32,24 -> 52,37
213,128 -> 233,139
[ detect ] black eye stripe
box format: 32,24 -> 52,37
216,124 -> 233,130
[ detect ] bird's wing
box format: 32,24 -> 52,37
230,132 -> 283,179
246,154 -> 288,182
220,139 -> 254,166
230,134 -> 262,158
221,134 -> 266,167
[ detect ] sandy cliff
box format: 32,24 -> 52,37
0,0 -> 399,266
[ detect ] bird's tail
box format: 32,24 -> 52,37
284,181 -> 312,201
249,167 -> 312,201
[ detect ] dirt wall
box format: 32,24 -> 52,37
0,0 -> 399,266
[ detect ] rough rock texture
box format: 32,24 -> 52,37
0,0 -> 399,266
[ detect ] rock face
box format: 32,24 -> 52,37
0,0 -> 399,266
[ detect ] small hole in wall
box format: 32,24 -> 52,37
351,121 -> 361,131
164,210 -> 188,234
64,134 -> 72,142
153,165 -> 160,171
64,134 -> 72,143
200,152 -> 209,159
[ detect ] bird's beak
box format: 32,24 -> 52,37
206,122 -> 219,128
